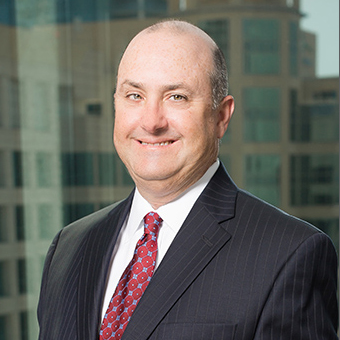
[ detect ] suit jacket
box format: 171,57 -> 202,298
38,164 -> 338,340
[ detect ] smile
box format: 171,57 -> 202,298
139,141 -> 174,146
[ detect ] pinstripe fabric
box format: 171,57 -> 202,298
38,164 -> 338,340
38,192 -> 134,340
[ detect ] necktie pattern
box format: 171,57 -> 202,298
100,212 -> 162,340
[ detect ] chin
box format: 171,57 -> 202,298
137,172 -> 172,182
133,167 -> 178,183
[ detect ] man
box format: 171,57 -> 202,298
38,20 -> 338,340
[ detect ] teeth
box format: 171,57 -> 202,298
141,141 -> 173,146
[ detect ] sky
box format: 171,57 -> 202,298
300,0 -> 339,77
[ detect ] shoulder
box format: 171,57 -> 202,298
62,201 -> 123,238
49,198 -> 130,258
40,197 -> 131,281
238,189 -> 319,230
207,163 -> 328,245
234,188 -> 333,252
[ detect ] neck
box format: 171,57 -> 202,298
135,160 -> 218,209
136,179 -> 193,210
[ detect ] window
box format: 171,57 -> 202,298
313,90 -> 337,100
63,203 -> 95,225
57,0 -> 100,23
32,82 -> 50,131
199,19 -> 229,62
110,0 -> 139,19
36,152 -> 53,188
244,87 -> 280,141
0,261 -> 10,297
0,206 -> 8,242
290,154 -> 339,206
37,204 -> 58,240
0,77 -> 4,127
87,103 -> 102,115
289,21 -> 299,76
62,153 -> 94,186
289,88 -> 300,141
144,0 -> 167,17
8,78 -> 21,128
243,19 -> 280,74
293,104 -> 339,142
58,85 -> 73,117
99,153 -> 118,186
15,206 -> 25,241
13,152 -> 24,187
109,0 -> 167,19
20,312 -> 29,340
0,315 -> 9,339
17,259 -> 28,294
245,154 -> 281,206
0,151 -> 5,187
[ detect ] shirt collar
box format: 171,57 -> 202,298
126,160 -> 219,236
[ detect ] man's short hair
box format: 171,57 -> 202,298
210,45 -> 229,109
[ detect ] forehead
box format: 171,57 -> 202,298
117,30 -> 214,85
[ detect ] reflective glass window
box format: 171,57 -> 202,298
62,153 -> 94,186
245,154 -> 281,206
36,152 -> 53,188
199,19 -> 229,62
0,315 -> 9,339
290,154 -> 339,206
244,87 -> 280,141
0,261 -> 10,297
291,103 -> 339,142
98,153 -> 118,186
289,21 -> 299,76
243,19 -> 280,74
63,203 -> 95,225
0,206 -> 8,242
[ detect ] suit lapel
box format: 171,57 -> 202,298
122,164 -> 238,340
76,192 -> 134,339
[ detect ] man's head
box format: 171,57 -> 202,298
113,20 -> 234,208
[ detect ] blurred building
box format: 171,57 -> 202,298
0,0 -> 338,339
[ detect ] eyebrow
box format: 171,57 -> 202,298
120,80 -> 143,89
120,80 -> 191,93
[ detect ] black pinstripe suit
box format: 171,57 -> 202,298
38,164 -> 338,339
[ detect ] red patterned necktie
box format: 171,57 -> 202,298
100,212 -> 162,340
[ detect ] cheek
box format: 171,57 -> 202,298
113,118 -> 128,151
114,112 -> 133,138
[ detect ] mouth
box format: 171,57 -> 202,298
139,141 -> 174,146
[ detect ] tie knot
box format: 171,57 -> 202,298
144,211 -> 162,236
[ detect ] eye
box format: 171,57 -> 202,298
127,93 -> 143,100
170,94 -> 186,101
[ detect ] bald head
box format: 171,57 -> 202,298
144,19 -> 213,38
118,20 -> 229,109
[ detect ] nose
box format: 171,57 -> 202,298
141,99 -> 168,133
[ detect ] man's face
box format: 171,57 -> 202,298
114,30 -> 232,200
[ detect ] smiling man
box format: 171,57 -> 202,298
38,20 -> 338,340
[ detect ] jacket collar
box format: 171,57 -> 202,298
76,191 -> 134,339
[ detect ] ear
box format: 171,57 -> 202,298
216,95 -> 235,139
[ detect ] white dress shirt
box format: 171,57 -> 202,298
101,160 -> 220,320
